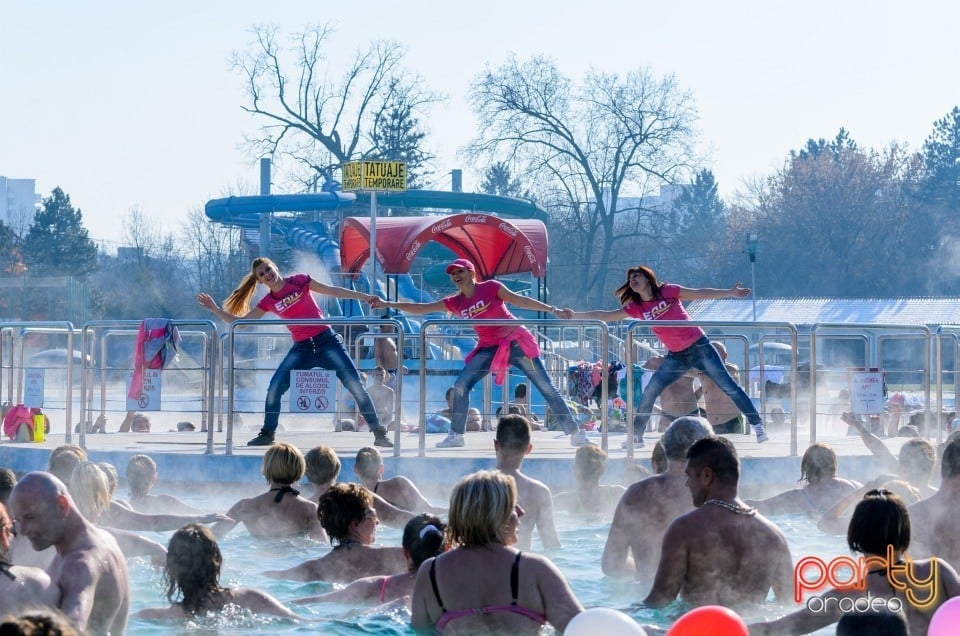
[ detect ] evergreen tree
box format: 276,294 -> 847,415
478,162 -> 531,199
365,84 -> 434,188
22,187 -> 99,279
919,106 -> 960,209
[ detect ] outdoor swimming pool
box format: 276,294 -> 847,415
125,488 -> 841,635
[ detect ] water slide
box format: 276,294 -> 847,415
205,188 -> 548,351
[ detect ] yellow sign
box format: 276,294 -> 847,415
341,161 -> 407,191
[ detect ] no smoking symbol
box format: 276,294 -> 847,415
138,395 -> 149,408
297,396 -> 310,410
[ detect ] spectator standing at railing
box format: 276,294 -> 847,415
564,265 -> 768,447
372,258 -> 593,448
198,257 -> 393,448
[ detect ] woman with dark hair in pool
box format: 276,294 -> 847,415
136,523 -> 299,620
566,265 -> 768,446
198,257 -> 392,448
750,489 -> 960,635
411,470 -> 583,634
293,513 -> 447,606
265,483 -> 406,584
746,442 -> 861,515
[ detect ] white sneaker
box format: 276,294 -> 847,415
436,432 -> 465,448
570,430 -> 596,447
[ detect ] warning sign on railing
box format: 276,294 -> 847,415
849,370 -> 884,415
290,369 -> 336,413
126,369 -> 162,411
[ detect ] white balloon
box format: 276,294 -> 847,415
564,608 -> 648,636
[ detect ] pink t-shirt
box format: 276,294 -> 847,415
624,283 -> 703,352
442,280 -> 526,347
256,273 -> 329,342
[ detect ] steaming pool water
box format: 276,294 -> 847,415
124,487 -> 840,635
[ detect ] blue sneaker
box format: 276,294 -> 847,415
754,423 -> 769,444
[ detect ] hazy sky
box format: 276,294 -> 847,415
1,1 -> 957,249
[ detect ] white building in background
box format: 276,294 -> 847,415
0,176 -> 40,231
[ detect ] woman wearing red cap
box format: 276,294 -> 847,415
372,258 -> 592,448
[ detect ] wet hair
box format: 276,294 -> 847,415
402,514 -> 447,570
898,439 -> 936,480
573,445 -> 607,484
126,454 -> 158,497
651,439 -> 668,474
445,386 -> 454,400
847,490 -> 911,556
799,443 -> 838,484
223,257 -> 280,315
261,442 -> 305,485
941,435 -> 960,479
514,383 -> 528,400
663,416 -> 714,461
614,266 -> 663,305
354,447 -> 383,481
304,445 -> 341,487
67,462 -> 111,524
896,425 -> 920,438
686,436 -> 740,487
447,470 -> 516,548
495,414 -> 531,452
317,483 -> 372,545
836,609 -> 908,636
0,608 -> 81,636
47,445 -> 87,484
0,467 -> 16,506
96,462 -> 120,497
163,523 -> 224,615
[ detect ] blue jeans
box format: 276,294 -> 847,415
449,342 -> 577,435
635,336 -> 760,438
263,330 -> 384,436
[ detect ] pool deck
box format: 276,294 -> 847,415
0,417 -> 915,497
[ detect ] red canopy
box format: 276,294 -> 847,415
339,214 -> 549,279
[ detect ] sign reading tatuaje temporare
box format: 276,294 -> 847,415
341,161 -> 407,191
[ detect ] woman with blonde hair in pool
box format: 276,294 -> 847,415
264,483 -> 406,584
411,470 -> 583,634
210,442 -> 328,541
136,523 -> 298,621
293,513 -> 447,607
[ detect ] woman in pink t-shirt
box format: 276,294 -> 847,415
568,265 -> 767,446
372,259 -> 592,448
198,257 -> 393,449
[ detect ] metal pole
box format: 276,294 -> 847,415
370,190 -> 378,300
751,260 -> 757,322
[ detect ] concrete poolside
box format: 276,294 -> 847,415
0,415 -> 918,499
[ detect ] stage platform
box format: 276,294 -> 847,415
0,421 -> 913,499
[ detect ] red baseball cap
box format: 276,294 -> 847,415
445,258 -> 476,274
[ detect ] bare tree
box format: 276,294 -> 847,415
233,24 -> 441,188
466,56 -> 700,307
179,208 -> 248,303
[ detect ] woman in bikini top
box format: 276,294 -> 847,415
411,470 -> 583,634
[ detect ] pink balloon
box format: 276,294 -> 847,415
929,596 -> 960,636
666,605 -> 748,636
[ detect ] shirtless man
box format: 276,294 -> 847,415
909,435 -> 960,568
602,416 -> 714,580
698,342 -> 746,434
125,454 -> 204,515
373,322 -> 407,388
495,414 -> 561,550
366,367 -> 399,430
842,412 -> 938,496
639,355 -> 702,435
9,472 -> 130,634
212,442 -> 327,541
353,446 -> 444,514
0,501 -> 60,615
642,436 -> 793,609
